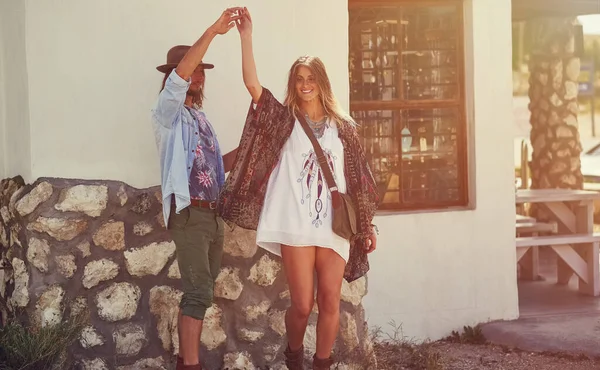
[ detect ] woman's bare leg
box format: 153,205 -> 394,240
314,247 -> 346,359
281,245 -> 317,350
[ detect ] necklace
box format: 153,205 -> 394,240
305,114 -> 329,139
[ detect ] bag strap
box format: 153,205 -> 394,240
297,113 -> 339,195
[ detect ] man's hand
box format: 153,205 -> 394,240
236,7 -> 253,37
210,7 -> 243,35
175,8 -> 242,81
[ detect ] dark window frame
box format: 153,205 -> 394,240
349,0 -> 469,211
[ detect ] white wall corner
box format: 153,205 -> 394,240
0,0 -> 32,182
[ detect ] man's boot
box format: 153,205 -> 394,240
312,354 -> 334,370
284,344 -> 305,370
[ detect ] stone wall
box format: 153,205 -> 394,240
0,177 -> 375,370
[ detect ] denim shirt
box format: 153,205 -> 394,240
151,69 -> 225,227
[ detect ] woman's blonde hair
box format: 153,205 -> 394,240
283,56 -> 354,127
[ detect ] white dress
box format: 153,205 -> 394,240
256,119 -> 350,262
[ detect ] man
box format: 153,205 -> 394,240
152,8 -> 241,370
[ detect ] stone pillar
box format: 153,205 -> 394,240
526,19 -> 584,284
528,18 -> 583,190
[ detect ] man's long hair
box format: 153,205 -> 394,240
160,67 -> 205,108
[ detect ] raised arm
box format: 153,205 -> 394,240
237,8 -> 263,103
176,8 -> 242,80
154,8 -> 242,128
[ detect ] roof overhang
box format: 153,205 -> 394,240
513,0 -> 600,21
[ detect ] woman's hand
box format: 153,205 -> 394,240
236,7 -> 253,37
209,7 -> 242,35
365,230 -> 377,254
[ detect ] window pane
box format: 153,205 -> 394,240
353,108 -> 463,208
349,8 -> 401,101
400,109 -> 460,204
402,5 -> 460,100
354,109 -> 398,180
349,5 -> 461,102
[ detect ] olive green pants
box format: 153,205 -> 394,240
168,205 -> 224,320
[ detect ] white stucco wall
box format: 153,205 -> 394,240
0,0 -> 32,181
364,0 -> 518,340
24,0 -> 348,188
12,0 -> 516,341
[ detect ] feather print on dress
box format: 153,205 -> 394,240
298,149 -> 335,228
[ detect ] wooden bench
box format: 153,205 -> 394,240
516,220 -> 557,280
516,214 -> 536,224
516,221 -> 557,235
516,233 -> 600,296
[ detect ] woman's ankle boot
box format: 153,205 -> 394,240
284,344 -> 305,370
312,354 -> 334,370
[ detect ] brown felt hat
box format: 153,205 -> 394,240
156,45 -> 214,73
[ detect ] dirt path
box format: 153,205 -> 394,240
374,342 -> 600,370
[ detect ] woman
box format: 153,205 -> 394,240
218,8 -> 379,370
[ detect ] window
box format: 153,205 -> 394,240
349,0 -> 468,211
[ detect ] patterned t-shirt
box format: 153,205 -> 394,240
187,108 -> 224,201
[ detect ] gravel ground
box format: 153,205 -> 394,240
373,341 -> 600,370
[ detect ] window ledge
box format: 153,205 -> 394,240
375,203 -> 475,217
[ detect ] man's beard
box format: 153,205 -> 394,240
186,88 -> 204,107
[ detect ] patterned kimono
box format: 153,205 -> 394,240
218,88 -> 379,282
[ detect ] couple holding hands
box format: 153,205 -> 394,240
152,7 -> 379,370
